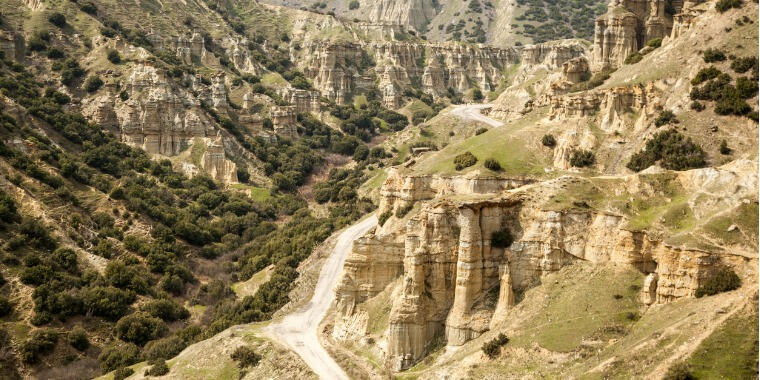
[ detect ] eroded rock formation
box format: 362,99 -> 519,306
295,41 -> 519,105
591,0 -> 684,71
335,161 -> 758,370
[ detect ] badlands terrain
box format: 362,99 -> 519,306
0,0 -> 757,379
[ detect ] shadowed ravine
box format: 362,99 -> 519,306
265,215 -> 378,380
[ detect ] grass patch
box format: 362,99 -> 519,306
685,311 -> 758,379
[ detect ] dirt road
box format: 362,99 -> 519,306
265,215 -> 378,380
450,103 -> 504,127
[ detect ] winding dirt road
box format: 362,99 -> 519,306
265,215 -> 378,380
450,103 -> 504,127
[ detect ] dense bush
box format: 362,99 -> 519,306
113,367 -> 134,380
475,127 -> 488,135
395,204 -> 414,218
691,66 -> 721,85
716,0 -> 742,12
720,140 -> 731,155
46,48 -> 65,59
570,68 -> 615,92
79,2 -> 97,14
646,38 -> 662,48
569,149 -> 595,168
98,343 -> 141,372
690,101 -> 705,111
116,312 -> 168,345
20,329 -> 58,363
48,12 -> 66,28
690,73 -> 754,118
231,346 -> 261,368
141,299 -> 190,322
482,333 -> 509,359
484,158 -> 501,171
0,190 -> 20,226
491,228 -> 513,248
703,48 -> 726,63
454,151 -> 477,170
695,267 -> 741,297
625,52 -> 643,64
542,134 -> 556,147
145,360 -> 169,376
0,297 -> 11,317
67,326 -> 89,351
663,362 -> 694,380
730,56 -> 758,74
626,129 -> 706,172
84,76 -> 104,93
378,211 -> 392,226
83,286 -> 136,320
107,50 -> 122,64
349,0 -> 360,9
654,110 -> 678,127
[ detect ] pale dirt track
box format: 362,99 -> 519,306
265,215 -> 378,380
450,104 -> 504,127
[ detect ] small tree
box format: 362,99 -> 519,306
719,140 -> 731,155
570,149 -> 595,168
231,346 -> 261,368
484,158 -> 501,171
349,0 -> 360,10
107,49 -> 121,64
85,76 -> 104,93
542,134 -> 556,147
454,151 -> 478,170
67,326 -> 89,351
145,360 -> 169,376
48,12 -> 67,28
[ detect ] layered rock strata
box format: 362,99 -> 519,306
296,41 -> 519,105
336,161 -> 757,370
591,0 -> 684,71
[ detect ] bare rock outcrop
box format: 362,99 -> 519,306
591,0 -> 683,71
296,41 -> 519,105
335,161 -> 758,370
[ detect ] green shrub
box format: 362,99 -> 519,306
664,362 -> 694,380
691,66 -> 721,85
107,50 -> 121,64
716,0 -> 742,12
378,211 -> 392,226
570,149 -> 595,168
542,134 -> 556,147
395,203 -> 413,218
735,77 -> 758,99
696,267 -> 741,297
85,76 -> 104,93
21,329 -> 58,363
491,228 -> 513,248
0,296 -> 11,317
145,360 -> 169,376
231,346 -> 261,368
625,52 -> 643,64
475,127 -> 488,135
484,158 -> 501,171
703,48 -> 726,63
482,333 -> 509,359
48,12 -> 67,28
654,110 -> 678,127
141,299 -> 190,322
690,101 -> 705,111
98,343 -> 141,372
730,56 -> 758,73
46,48 -> 65,59
113,367 -> 134,380
142,336 -> 186,361
79,2 -> 97,15
627,129 -> 706,172
67,326 -> 89,351
570,68 -> 615,92
115,312 -> 168,345
83,286 -> 135,320
646,38 -> 662,48
719,140 -> 731,155
348,0 -> 360,10
454,151 -> 477,170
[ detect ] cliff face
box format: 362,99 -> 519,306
335,162 -> 758,370
296,41 -> 520,106
590,0 -> 682,71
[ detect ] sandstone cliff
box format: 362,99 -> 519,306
334,160 -> 758,370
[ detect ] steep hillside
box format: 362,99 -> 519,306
322,0 -> 759,377
259,0 -> 607,45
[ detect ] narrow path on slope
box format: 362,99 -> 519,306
265,215 -> 378,380
450,104 -> 504,128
